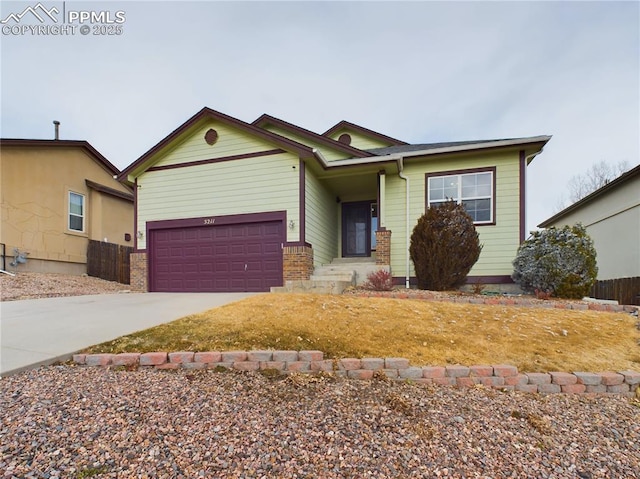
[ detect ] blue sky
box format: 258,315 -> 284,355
1,1 -> 638,231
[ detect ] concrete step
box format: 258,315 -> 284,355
330,257 -> 376,264
315,262 -> 390,286
271,280 -> 352,295
311,273 -> 355,283
315,265 -> 362,273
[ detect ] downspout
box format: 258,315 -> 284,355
521,150 -> 544,241
397,157 -> 410,289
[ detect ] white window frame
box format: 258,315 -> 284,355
426,168 -> 495,225
68,191 -> 85,232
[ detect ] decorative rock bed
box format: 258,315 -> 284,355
73,350 -> 640,397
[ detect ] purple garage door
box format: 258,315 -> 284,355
149,220 -> 283,292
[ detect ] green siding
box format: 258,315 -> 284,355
327,128 -> 391,151
153,121 -> 279,169
263,125 -> 351,162
137,151 -> 300,249
305,169 -> 338,266
384,151 -> 522,279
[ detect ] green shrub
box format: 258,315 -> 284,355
512,224 -> 597,299
409,201 -> 482,291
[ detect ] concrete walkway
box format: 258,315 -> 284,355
0,292 -> 257,376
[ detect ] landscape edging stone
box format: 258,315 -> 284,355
72,351 -> 640,397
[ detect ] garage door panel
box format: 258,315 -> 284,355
246,243 -> 263,255
231,261 -> 246,272
184,263 -> 198,274
263,259 -> 280,271
215,263 -> 230,274
263,242 -> 281,254
200,263 -> 213,273
150,219 -> 283,292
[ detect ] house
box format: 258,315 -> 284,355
119,107 -> 550,293
538,164 -> 640,282
0,138 -> 134,275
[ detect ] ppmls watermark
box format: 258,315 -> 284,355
1,2 -> 126,36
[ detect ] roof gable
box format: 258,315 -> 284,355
119,107 -> 317,181
323,120 -> 409,148
149,120 -> 290,170
538,164 -> 640,228
252,114 -> 372,159
0,139 -> 120,176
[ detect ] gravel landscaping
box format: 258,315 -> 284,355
1,366 -> 639,478
2,274 -> 639,477
0,273 -> 131,301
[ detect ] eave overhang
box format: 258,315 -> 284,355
310,135 -> 552,174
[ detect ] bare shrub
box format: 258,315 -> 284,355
363,269 -> 394,291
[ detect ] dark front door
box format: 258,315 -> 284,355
342,201 -> 371,257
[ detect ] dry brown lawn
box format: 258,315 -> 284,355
85,294 -> 640,373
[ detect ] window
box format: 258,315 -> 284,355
427,168 -> 495,224
371,203 -> 378,250
68,192 -> 85,232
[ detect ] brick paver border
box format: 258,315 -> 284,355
73,350 -> 640,397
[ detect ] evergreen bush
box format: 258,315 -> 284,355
512,224 -> 597,299
409,201 -> 482,291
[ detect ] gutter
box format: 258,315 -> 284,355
397,158 -> 410,289
326,136 -> 552,169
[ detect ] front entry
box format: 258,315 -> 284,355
342,201 -> 372,257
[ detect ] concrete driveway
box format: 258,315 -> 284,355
0,292 -> 257,376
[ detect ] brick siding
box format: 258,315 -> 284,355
375,229 -> 391,265
130,252 -> 148,292
283,245 -> 313,282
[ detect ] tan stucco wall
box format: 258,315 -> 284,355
543,175 -> 640,280
0,144 -> 133,273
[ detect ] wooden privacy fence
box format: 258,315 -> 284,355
590,277 -> 640,306
87,240 -> 133,284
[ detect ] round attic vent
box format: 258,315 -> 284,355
204,128 -> 218,145
338,133 -> 352,145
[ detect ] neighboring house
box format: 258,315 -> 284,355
119,107 -> 550,293
1,139 -> 134,275
538,164 -> 640,281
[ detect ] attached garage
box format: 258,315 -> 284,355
148,213 -> 285,292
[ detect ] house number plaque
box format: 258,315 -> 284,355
203,218 -> 215,225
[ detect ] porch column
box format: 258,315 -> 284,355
283,245 -> 314,282
378,171 -> 386,228
375,230 -> 391,266
130,252 -> 148,292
